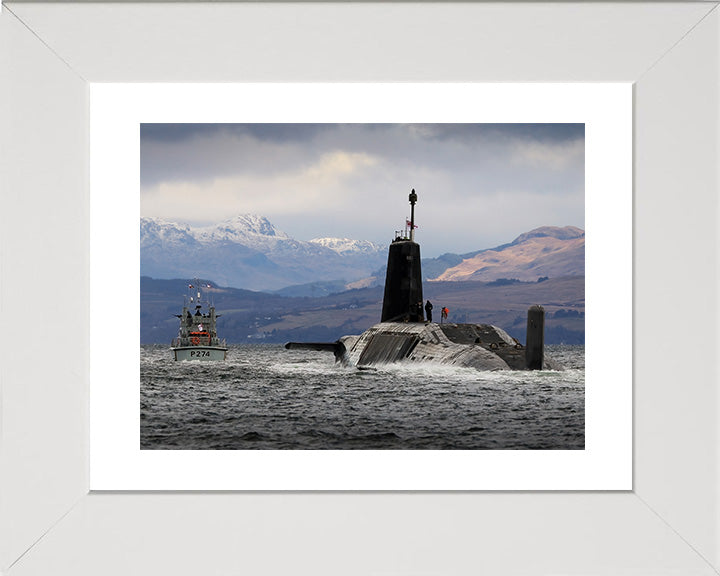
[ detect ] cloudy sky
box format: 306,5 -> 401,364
141,123 -> 584,257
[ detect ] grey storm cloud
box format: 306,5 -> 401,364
140,123 -> 584,256
141,123 -> 583,185
141,123 -> 583,144
141,123 -> 333,145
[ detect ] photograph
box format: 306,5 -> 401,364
140,123 -> 585,450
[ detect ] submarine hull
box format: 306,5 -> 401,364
335,322 -> 562,371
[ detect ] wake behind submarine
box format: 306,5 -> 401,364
286,189 -> 562,371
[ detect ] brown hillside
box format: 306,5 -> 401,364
432,226 -> 584,282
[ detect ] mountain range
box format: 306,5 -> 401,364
141,215 -> 386,291
428,225 -> 585,282
141,215 -> 584,293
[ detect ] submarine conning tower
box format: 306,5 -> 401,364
380,189 -> 424,323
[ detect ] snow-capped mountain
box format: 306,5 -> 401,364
140,215 -> 387,291
140,217 -> 197,248
193,214 -> 290,245
309,237 -> 384,256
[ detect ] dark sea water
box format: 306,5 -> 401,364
141,344 -> 584,450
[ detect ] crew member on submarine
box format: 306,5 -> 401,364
285,189 -> 562,371
425,300 -> 433,322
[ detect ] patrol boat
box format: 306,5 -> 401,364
286,189 -> 562,371
171,282 -> 228,361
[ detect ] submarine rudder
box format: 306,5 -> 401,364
525,304 -> 545,370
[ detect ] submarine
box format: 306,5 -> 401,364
286,189 -> 562,371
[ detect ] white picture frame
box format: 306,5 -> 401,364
1,2 -> 718,574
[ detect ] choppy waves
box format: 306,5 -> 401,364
141,344 -> 584,450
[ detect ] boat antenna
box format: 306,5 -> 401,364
194,278 -> 201,304
207,283 -> 214,307
409,188 -> 417,242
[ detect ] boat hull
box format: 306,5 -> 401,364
172,346 -> 228,361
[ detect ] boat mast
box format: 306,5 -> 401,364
409,188 -> 417,242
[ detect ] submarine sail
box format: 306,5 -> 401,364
381,189 -> 424,323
